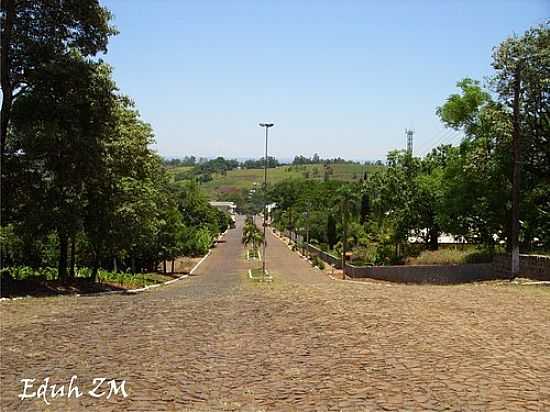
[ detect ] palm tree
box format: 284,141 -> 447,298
334,186 -> 360,272
242,216 -> 264,254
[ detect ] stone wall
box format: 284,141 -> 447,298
344,263 -> 495,284
493,254 -> 550,281
305,244 -> 342,269
279,229 -> 550,283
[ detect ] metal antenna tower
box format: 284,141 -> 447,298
405,129 -> 414,155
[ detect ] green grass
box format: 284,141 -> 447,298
98,271 -> 174,288
405,248 -> 493,265
248,267 -> 272,282
166,165 -> 193,173
247,248 -> 259,259
1,266 -> 174,289
1,266 -> 58,281
165,165 -> 194,183
173,163 -> 381,198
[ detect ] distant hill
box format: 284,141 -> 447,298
168,163 -> 383,200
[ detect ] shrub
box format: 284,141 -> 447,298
374,243 -> 401,265
406,248 -> 494,265
0,266 -> 58,281
310,255 -> 325,269
192,227 -> 213,256
463,249 -> 494,264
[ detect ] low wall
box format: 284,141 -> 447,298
279,229 -> 550,283
344,263 -> 495,284
305,244 -> 342,269
281,230 -> 341,268
493,254 -> 550,281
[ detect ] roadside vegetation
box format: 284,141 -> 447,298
405,248 -> 497,266
0,1 -> 231,293
270,24 -> 549,266
242,216 -> 264,259
197,163 -> 379,208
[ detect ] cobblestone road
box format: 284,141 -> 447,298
1,216 -> 549,411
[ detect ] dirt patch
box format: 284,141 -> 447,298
159,256 -> 202,275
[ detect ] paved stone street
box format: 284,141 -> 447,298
1,216 -> 549,411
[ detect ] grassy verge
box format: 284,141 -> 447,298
246,249 -> 260,260
405,248 -> 494,265
248,268 -> 272,282
0,266 -> 177,298
98,271 -> 175,289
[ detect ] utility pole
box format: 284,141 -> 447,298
511,68 -> 521,277
259,123 -> 274,279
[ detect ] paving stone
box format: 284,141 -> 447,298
1,217 -> 549,411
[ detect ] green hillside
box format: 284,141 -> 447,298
169,163 -> 382,199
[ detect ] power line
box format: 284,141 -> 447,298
416,128 -> 457,155
416,128 -> 454,154
427,128 -> 464,152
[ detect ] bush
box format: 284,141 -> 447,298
374,243 -> 402,265
0,266 -> 58,281
311,255 -> 326,270
0,225 -> 24,265
190,227 -> 213,256
406,248 -> 493,265
463,249 -> 494,264
353,244 -> 378,265
174,170 -> 191,181
311,255 -> 319,267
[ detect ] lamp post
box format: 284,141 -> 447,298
258,122 -> 274,278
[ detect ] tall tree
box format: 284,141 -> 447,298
334,186 -> 359,270
0,0 -> 116,217
9,56 -> 116,280
491,23 -> 550,272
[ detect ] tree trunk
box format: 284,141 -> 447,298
341,208 -> 348,274
0,0 -> 15,162
58,233 -> 68,282
0,0 -> 15,220
428,226 -> 439,251
511,67 -> 521,277
171,259 -> 175,273
68,235 -> 76,278
163,259 -> 166,274
90,243 -> 101,282
113,256 -> 118,273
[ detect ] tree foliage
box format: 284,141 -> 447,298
1,1 -> 230,281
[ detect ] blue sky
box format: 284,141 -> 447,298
102,0 -> 547,160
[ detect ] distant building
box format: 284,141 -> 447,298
408,230 -> 466,245
209,201 -> 237,216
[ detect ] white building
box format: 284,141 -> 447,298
209,201 -> 237,216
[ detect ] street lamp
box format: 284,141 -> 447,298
258,122 -> 274,278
